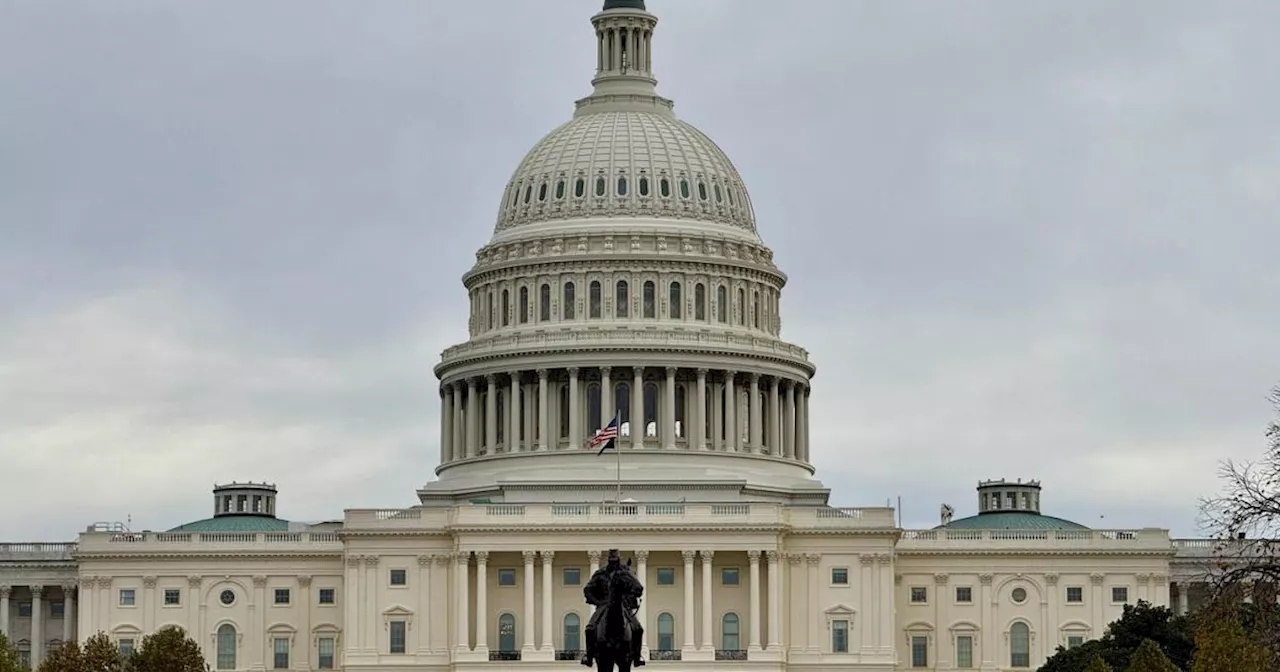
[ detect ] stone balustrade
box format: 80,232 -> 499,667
441,327 -> 810,361
898,528 -> 1172,552
0,542 -> 78,560
75,531 -> 342,553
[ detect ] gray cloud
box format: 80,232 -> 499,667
2,0 -> 1277,539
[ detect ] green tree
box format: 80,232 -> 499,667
1123,639 -> 1179,672
36,634 -> 123,672
36,642 -> 87,672
1038,601 -> 1194,672
0,634 -> 23,672
1192,611 -> 1272,672
1083,652 -> 1112,672
129,627 -> 207,672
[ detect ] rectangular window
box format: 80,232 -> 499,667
721,568 -> 739,586
118,639 -> 135,656
17,602 -> 32,617
1067,587 -> 1083,603
389,621 -> 407,654
389,569 -> 407,586
317,637 -> 335,669
911,635 -> 928,667
831,568 -> 849,585
1067,636 -> 1085,649
1111,586 -> 1128,603
831,620 -> 849,653
273,637 -> 289,669
957,635 -> 973,668
955,586 -> 972,603
163,589 -> 181,606
563,568 -> 581,586
497,568 -> 517,587
318,588 -> 335,605
910,587 -> 928,604
18,652 -> 29,669
119,589 -> 136,606
50,601 -> 65,618
274,588 -> 291,605
656,568 -> 675,585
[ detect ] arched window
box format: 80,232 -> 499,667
574,177 -> 585,198
509,184 -> 519,207
660,177 -> 671,198
714,184 -> 723,203
643,383 -> 658,437
727,186 -> 736,206
716,285 -> 727,323
538,182 -> 548,201
617,176 -> 628,196
595,177 -> 606,197
524,185 -> 532,204
589,281 -> 602,318
615,383 -> 631,436
563,282 -> 576,320
555,180 -> 566,199
753,290 -> 760,328
588,383 -> 602,434
642,281 -> 656,318
539,284 -> 551,322
639,176 -> 650,196
656,613 -> 675,651
679,179 -> 690,199
615,281 -> 629,318
736,289 -> 746,325
216,624 -> 237,670
694,283 -> 706,320
519,287 -> 529,324
498,614 -> 516,652
674,384 -> 686,438
1010,623 -> 1030,668
669,282 -> 682,319
698,181 -> 708,201
721,613 -> 740,651
563,613 -> 582,652
559,386 -> 570,439
502,289 -> 510,327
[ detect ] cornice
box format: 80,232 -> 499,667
894,549 -> 1176,558
464,254 -> 787,288
72,551 -> 343,561
0,561 -> 77,570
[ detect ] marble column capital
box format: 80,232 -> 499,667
30,585 -> 44,598
297,575 -> 312,587
588,550 -> 603,563
143,576 -> 157,588
699,550 -> 715,562
522,551 -> 537,565
536,368 -> 549,380
417,554 -> 434,566
747,550 -> 761,562
0,585 -> 9,598
634,550 -> 649,562
485,373 -> 498,384
680,550 -> 696,563
540,550 -> 555,562
665,366 -> 677,376
765,550 -> 780,563
475,551 -> 490,564
567,367 -> 580,377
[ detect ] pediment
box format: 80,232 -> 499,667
382,604 -> 414,617
824,603 -> 856,616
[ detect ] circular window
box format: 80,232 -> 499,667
219,589 -> 235,606
1011,587 -> 1027,604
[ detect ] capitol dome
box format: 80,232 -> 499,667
425,0 -> 824,505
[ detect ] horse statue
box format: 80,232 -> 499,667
582,549 -> 645,671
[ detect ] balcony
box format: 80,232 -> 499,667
555,649 -> 583,662
488,650 -> 521,661
715,649 -> 747,661
344,503 -> 896,532
0,542 -> 78,562
649,650 -> 682,661
75,531 -> 343,555
897,528 -> 1172,553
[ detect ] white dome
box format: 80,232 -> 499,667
493,111 -> 759,242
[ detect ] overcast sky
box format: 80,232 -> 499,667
2,0 -> 1277,540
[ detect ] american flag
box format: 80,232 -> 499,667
590,413 -> 620,455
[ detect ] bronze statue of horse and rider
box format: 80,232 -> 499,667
581,549 -> 645,672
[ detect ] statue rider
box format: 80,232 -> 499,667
582,549 -> 645,667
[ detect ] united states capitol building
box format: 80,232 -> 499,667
1,1 -> 1224,670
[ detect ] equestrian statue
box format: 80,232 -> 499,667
581,549 -> 645,671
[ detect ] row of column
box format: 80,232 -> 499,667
439,367 -> 811,464
0,584 -> 77,668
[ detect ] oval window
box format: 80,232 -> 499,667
524,185 -> 532,204
575,178 -> 585,198
714,184 -> 723,202
698,182 -> 708,201
617,177 -> 628,196
660,178 -> 671,197
595,177 -> 606,197
555,180 -> 566,199
220,590 -> 235,606
679,179 -> 690,199
1011,587 -> 1027,604
639,177 -> 650,196
538,182 -> 548,201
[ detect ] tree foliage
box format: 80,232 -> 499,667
1191,607 -> 1272,672
129,627 -> 207,672
1083,652 -> 1112,672
36,634 -> 122,672
1123,639 -> 1179,672
0,634 -> 23,672
1038,601 -> 1193,672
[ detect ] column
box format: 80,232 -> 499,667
0,585 -> 9,641
805,556 -> 819,652
296,576 -> 312,669
509,372 -> 521,452
635,551 -> 649,656
631,368 -> 644,449
700,551 -> 714,651
859,556 -> 874,652
601,367 -> 613,426
540,552 -> 554,651
766,552 -> 781,650
980,573 -> 994,666
568,369 -> 581,449
455,552 -> 471,652
748,374 -> 762,452
522,551 -> 536,652
31,585 -> 43,668
724,372 -> 737,451
797,384 -> 809,461
878,556 -> 893,654
663,367 -> 677,449
142,576 -> 156,632
466,378 -> 479,458
485,375 -> 498,453
588,551 -> 602,614
694,369 -> 708,450
537,369 -> 549,451
344,557 -> 361,656
182,577 -> 197,650
768,377 -> 781,455
453,383 -> 466,458
416,557 -> 433,653
442,385 -> 455,462
710,381 -> 723,450
681,551 -> 696,651
747,551 -> 762,652
1177,582 -> 1190,615
363,558 -> 378,654
783,382 -> 796,459
1154,574 -> 1169,607
475,552 -> 489,653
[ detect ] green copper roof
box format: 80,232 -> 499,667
168,515 -> 292,533
603,0 -> 645,10
936,512 -> 1089,531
